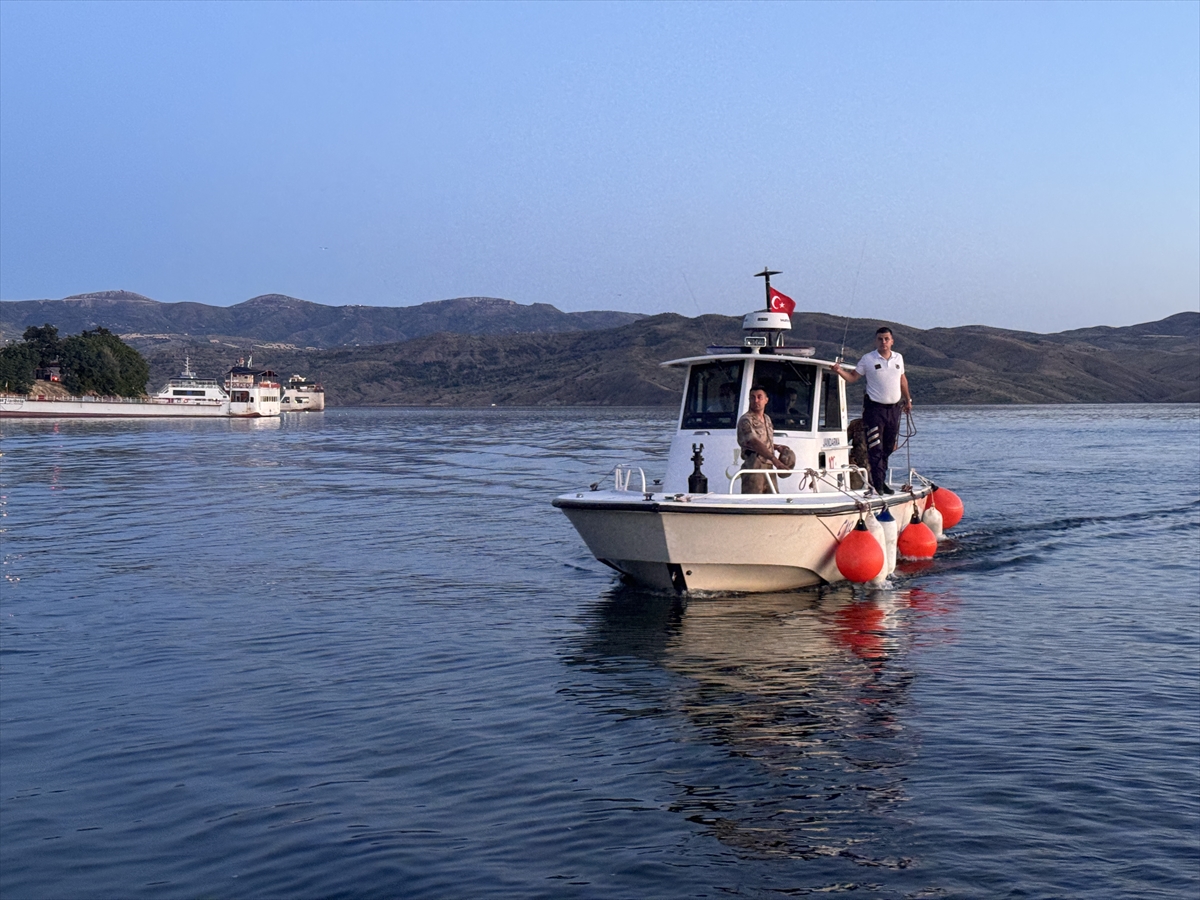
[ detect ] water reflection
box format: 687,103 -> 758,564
572,583 -> 958,865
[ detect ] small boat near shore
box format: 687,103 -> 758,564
553,274 -> 961,593
0,360 -> 281,419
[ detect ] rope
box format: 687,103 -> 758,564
838,239 -> 869,362
803,468 -> 873,510
898,408 -> 917,474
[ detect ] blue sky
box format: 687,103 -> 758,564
1,1 -> 1196,332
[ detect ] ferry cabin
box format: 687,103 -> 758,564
281,375 -> 325,412
157,364 -> 226,405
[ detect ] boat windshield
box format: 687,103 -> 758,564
753,360 -> 816,431
681,360 -> 744,429
818,369 -> 842,431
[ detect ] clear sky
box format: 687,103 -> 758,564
1,1 -> 1196,333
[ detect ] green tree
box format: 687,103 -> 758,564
60,328 -> 150,397
21,324 -> 63,364
0,343 -> 39,393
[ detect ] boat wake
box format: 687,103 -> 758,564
924,499 -> 1199,575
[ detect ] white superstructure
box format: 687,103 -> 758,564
281,375 -> 325,412
553,282 -> 937,593
224,365 -> 282,418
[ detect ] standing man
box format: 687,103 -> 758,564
737,384 -> 789,494
831,327 -> 912,495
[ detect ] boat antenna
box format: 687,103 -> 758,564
680,270 -> 715,347
838,240 -> 868,362
754,267 -> 781,312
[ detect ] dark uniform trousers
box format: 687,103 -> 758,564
862,396 -> 902,492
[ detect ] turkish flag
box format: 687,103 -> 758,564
769,287 -> 795,314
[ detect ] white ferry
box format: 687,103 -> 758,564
554,276 -> 960,593
281,374 -> 325,412
224,364 -> 282,417
0,359 -> 281,419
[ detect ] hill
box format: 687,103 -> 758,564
5,292 -> 1194,405
0,291 -> 644,348
141,310 -> 1199,407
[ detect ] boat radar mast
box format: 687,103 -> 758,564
747,267 -> 789,348
754,267 -> 782,311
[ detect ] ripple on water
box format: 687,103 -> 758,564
0,406 -> 1197,899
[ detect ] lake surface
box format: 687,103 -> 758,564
1,405 -> 1197,899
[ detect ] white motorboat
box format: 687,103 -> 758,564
554,281 -> 950,594
281,374 -> 325,412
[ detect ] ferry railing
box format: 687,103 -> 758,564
20,393 -> 231,407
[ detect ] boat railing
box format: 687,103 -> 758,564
820,464 -> 871,493
613,465 -> 647,493
892,467 -> 935,493
727,464 -> 872,496
727,468 -> 784,494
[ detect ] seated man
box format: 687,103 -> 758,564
737,384 -> 790,494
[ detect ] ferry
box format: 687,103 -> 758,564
224,363 -> 282,417
553,274 -> 960,593
0,360 -> 281,419
281,374 -> 325,412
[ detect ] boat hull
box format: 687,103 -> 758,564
554,490 -> 929,593
281,390 -> 325,412
0,397 -> 275,418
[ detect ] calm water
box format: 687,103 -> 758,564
1,406 -> 1197,899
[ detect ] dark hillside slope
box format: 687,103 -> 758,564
144,311 -> 1199,406
0,291 -> 644,348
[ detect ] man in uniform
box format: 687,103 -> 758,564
737,384 -> 790,494
831,327 -> 912,494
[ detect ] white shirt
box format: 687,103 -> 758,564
855,350 -> 905,404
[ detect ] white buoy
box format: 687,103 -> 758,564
865,512 -> 889,586
922,504 -> 945,540
876,507 -> 899,576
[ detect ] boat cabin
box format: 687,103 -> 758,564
280,374 -> 326,412
156,358 -> 226,402
660,311 -> 854,494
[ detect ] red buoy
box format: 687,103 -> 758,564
898,508 -> 937,559
929,486 -> 964,529
836,520 -> 885,583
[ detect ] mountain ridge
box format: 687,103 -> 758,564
136,309 -> 1198,407
4,292 -> 1195,405
1,291 -> 645,348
